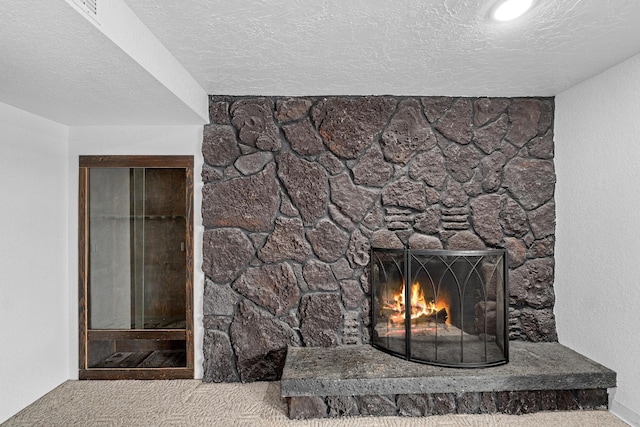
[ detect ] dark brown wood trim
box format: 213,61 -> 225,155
79,155 -> 193,168
78,155 -> 195,379
79,367 -> 194,380
78,167 -> 89,371
88,329 -> 187,341
185,164 -> 195,370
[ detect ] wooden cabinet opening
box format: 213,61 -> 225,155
79,156 -> 194,379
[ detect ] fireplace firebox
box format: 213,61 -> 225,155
371,248 -> 508,368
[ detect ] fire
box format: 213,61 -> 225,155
385,281 -> 448,325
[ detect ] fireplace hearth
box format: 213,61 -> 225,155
371,248 -> 508,368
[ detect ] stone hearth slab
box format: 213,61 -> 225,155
280,342 -> 616,418
281,342 -> 615,396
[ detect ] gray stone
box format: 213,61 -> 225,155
503,157 -> 555,211
520,307 -> 558,342
500,391 -> 540,415
326,395 -> 359,417
279,194 -> 299,217
474,113 -> 508,155
201,164 -> 222,183
342,310 -> 361,345
317,151 -> 345,175
435,98 -> 474,144
408,149 -> 447,189
209,99 -> 229,124
528,129 -> 554,159
331,259 -> 353,280
299,293 -> 341,347
481,151 -> 506,193
528,236 -> 555,258
538,99 -> 554,134
230,98 -> 281,151
306,220 -> 349,263
397,394 -> 431,416
202,164 -> 279,231
509,258 -> 555,309
382,177 -> 427,211
474,98 -> 510,126
303,260 -> 339,291
362,202 -> 383,230
408,234 -> 443,249
328,205 -> 356,231
248,232 -> 269,251
234,151 -> 272,175
258,217 -> 311,263
280,342 -> 615,397
311,96 -> 397,159
203,315 -> 232,332
229,300 -> 296,382
370,229 -> 404,249
506,99 -> 542,147
203,280 -> 240,316
223,165 -> 241,178
329,173 -> 378,222
340,280 -> 364,309
470,194 -> 503,246
347,229 -> 370,268
357,395 -> 397,416
380,98 -> 436,164
504,237 -> 527,268
457,392 -> 481,414
432,393 -> 456,415
282,118 -> 325,156
421,96 -> 453,123
361,299 -> 370,325
288,396 -> 327,419
202,228 -> 254,283
443,142 -> 482,183
464,170 -> 484,197
277,152 -> 328,225
352,147 -> 393,187
446,231 -> 485,250
528,202 -> 556,239
203,124 -> 240,167
500,195 -> 529,237
203,330 -> 239,382
442,178 -> 468,208
480,392 -> 498,413
276,97 -> 312,123
232,263 -> 299,316
414,206 -> 440,234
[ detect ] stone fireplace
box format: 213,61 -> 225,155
201,95 -> 557,383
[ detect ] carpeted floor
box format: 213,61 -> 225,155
2,380 -> 629,426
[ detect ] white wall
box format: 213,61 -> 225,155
67,126 -> 205,379
555,53 -> 640,426
0,103 -> 70,423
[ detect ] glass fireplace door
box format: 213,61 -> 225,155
79,156 -> 194,379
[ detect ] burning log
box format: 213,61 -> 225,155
411,307 -> 448,325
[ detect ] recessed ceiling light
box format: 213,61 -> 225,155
492,0 -> 534,22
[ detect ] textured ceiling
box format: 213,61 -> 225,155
123,0 -> 640,97
2,1 -> 640,125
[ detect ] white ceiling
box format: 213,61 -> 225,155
2,0 -> 640,125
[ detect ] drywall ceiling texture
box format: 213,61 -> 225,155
0,0 -> 206,125
124,0 -> 640,97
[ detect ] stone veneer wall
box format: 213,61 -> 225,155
201,96 -> 557,383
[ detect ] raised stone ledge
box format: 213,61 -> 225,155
280,342 -> 615,419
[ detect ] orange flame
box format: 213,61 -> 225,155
385,281 -> 448,325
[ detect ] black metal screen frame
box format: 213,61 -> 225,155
370,247 -> 509,368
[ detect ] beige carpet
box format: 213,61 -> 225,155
3,380 -> 629,427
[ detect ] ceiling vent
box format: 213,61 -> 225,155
72,0 -> 98,22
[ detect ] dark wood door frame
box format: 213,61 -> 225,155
78,155 -> 194,380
